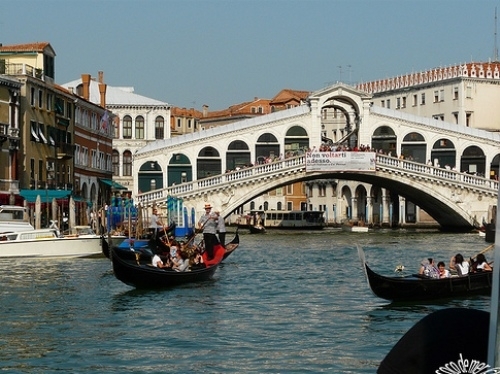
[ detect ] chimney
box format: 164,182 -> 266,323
98,83 -> 107,108
98,71 -> 104,84
81,74 -> 91,101
202,104 -> 209,118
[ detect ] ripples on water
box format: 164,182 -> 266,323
0,229 -> 492,373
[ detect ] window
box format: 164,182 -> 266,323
38,90 -> 43,108
466,85 -> 472,98
47,93 -> 53,111
123,116 -> 132,139
421,93 -> 426,105
453,112 -> 459,124
434,90 -> 439,103
135,116 -> 144,139
30,121 -> 39,142
412,94 -> 417,106
112,150 -> 120,176
286,184 -> 293,194
155,116 -> 164,139
123,151 -> 132,176
113,117 -> 119,139
188,119 -> 192,129
30,87 -> 35,106
381,100 -> 385,108
439,89 -> 444,102
38,124 -> 48,144
402,96 -> 406,108
396,98 -> 401,109
453,87 -> 459,100
386,99 -> 390,109
177,118 -> 181,128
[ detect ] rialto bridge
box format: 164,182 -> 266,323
133,84 -> 500,231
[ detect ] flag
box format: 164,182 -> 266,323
100,110 -> 109,131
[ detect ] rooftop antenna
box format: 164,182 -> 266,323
495,7 -> 499,62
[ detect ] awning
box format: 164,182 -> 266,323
19,189 -> 72,203
99,178 -> 127,190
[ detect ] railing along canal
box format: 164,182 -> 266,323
137,153 -> 499,205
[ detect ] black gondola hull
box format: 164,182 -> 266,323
363,262 -> 493,302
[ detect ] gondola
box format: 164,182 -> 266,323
110,232 -> 240,289
357,245 -> 493,302
249,225 -> 266,234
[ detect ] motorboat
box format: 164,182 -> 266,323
0,228 -> 102,258
0,205 -> 34,233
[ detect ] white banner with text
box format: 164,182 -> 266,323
305,152 -> 376,172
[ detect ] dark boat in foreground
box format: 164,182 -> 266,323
110,233 -> 239,289
357,245 -> 493,302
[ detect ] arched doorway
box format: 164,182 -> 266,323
226,140 -> 250,170
255,133 -> 279,163
461,146 -> 486,176
401,131 -> 426,163
371,126 -> 396,154
138,160 -> 163,193
285,126 -> 309,156
430,138 -> 456,168
197,146 -> 221,179
490,154 -> 500,180
167,153 -> 192,186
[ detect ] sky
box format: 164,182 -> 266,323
2,0 -> 500,110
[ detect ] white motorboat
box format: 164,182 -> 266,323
341,220 -> 369,233
0,205 -> 34,233
0,228 -> 102,258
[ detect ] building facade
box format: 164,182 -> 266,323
62,74 -> 171,196
0,42 -> 113,226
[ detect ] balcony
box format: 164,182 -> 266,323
1,63 -> 43,80
56,143 -> 74,160
0,179 -> 20,194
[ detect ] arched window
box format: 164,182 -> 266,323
123,150 -> 132,176
135,116 -> 144,139
112,150 -> 120,176
113,116 -> 120,139
123,115 -> 132,139
155,116 -> 164,139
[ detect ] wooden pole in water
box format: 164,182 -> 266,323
488,183 -> 500,366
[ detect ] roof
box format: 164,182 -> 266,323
0,42 -> 55,56
61,78 -> 169,107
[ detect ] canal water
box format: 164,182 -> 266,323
0,229 -> 491,373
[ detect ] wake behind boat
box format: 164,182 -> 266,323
357,245 -> 493,302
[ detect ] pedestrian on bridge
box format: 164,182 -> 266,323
198,203 -> 218,260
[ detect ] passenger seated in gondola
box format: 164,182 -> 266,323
190,248 -> 206,270
172,249 -> 190,272
152,253 -> 172,269
437,261 -> 450,278
419,258 -> 439,279
449,253 -> 470,276
471,253 -> 493,272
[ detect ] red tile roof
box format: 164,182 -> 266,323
0,42 -> 52,53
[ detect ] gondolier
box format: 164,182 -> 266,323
198,203 -> 218,260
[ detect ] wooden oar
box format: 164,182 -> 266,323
471,244 -> 495,260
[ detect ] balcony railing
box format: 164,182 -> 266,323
1,63 -> 43,79
0,179 -> 20,194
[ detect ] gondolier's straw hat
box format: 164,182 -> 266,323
204,203 -> 212,209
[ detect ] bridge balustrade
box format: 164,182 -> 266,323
376,154 -> 499,193
137,153 -> 498,206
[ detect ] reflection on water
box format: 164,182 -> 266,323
0,230 -> 492,373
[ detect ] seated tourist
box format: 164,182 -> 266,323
172,249 -> 190,272
190,249 -> 206,270
419,258 -> 439,279
472,253 -> 492,272
449,253 -> 469,276
437,261 -> 450,278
